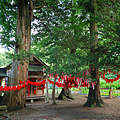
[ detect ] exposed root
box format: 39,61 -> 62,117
58,88 -> 74,100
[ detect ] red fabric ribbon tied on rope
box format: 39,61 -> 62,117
17,85 -> 21,90
0,86 -> 3,91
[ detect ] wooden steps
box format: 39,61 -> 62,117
26,95 -> 45,100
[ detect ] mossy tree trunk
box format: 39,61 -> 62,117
0,0 -> 32,111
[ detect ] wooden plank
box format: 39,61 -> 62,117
46,76 -> 49,102
100,88 -> 111,89
28,75 -> 46,78
26,95 -> 45,98
26,95 -> 45,100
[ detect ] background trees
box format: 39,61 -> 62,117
0,52 -> 12,67
31,0 -> 120,107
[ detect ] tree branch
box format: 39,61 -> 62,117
34,4 -> 44,9
42,6 -> 53,11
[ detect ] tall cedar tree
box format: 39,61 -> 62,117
84,0 -> 104,107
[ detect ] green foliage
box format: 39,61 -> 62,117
100,78 -> 120,89
96,1 -> 120,69
6,50 -> 33,65
31,0 -> 91,77
0,0 -> 17,50
0,52 -> 12,67
31,0 -> 120,81
113,93 -> 120,97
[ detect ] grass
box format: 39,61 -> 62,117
44,87 -> 120,97
75,87 -> 120,97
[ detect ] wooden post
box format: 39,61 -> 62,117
57,87 -> 58,94
36,78 -> 38,94
45,76 -> 49,103
109,88 -> 112,99
109,83 -> 112,99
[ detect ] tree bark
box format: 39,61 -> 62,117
84,0 -> 104,107
45,76 -> 49,103
0,0 -> 32,111
84,68 -> 104,107
52,76 -> 57,105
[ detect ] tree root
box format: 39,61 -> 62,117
58,88 -> 74,100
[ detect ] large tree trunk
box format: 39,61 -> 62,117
84,0 -> 104,107
0,0 -> 32,111
84,68 -> 104,107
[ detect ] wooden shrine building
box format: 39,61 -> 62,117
5,55 -> 48,99
27,55 -> 48,97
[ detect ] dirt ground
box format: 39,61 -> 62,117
1,93 -> 120,120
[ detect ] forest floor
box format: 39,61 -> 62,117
1,92 -> 120,120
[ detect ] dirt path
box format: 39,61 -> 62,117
1,93 -> 120,119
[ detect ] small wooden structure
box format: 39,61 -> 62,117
27,55 -> 48,97
5,55 -> 48,100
